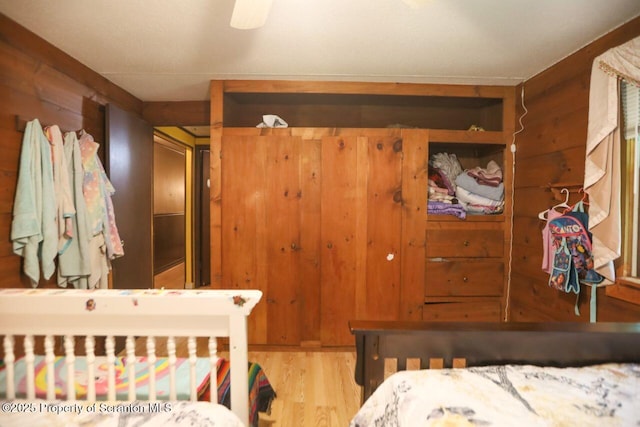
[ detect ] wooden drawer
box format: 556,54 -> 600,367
426,260 -> 504,297
426,228 -> 503,258
423,300 -> 502,321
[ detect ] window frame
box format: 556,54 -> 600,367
607,88 -> 640,305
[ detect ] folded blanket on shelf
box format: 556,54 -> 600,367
427,201 -> 466,219
456,186 -> 505,208
463,203 -> 504,215
466,159 -> 503,186
428,165 -> 455,196
455,173 -> 504,202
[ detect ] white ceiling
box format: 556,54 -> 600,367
1,0 -> 639,102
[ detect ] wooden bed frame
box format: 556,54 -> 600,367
0,288 -> 262,426
350,320 -> 640,403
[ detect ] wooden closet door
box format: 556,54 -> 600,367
106,104 -> 153,289
221,134 -> 321,345
320,130 -> 426,346
222,129 -> 426,347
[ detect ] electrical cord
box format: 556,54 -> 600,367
504,84 -> 528,321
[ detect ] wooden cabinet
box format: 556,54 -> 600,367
209,80 -> 515,346
424,134 -> 513,322
219,128 -> 427,346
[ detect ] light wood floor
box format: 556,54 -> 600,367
134,339 -> 362,426
249,351 -> 361,427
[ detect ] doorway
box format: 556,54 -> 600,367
153,134 -> 188,289
194,145 -> 211,287
153,126 -> 210,289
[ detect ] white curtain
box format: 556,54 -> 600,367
584,36 -> 640,284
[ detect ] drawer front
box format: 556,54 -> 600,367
426,229 -> 503,258
423,300 -> 502,322
425,260 -> 504,297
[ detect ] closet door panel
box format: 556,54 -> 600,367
263,136 -> 302,345
320,135 -> 361,346
363,136 -> 403,320
298,138 -> 322,344
221,135 -> 265,343
222,133 -> 313,346
399,129 -> 428,320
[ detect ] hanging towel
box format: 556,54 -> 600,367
57,132 -> 93,288
79,130 -> 124,261
45,125 -> 76,255
11,119 -> 57,285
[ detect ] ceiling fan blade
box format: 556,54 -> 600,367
230,0 -> 273,30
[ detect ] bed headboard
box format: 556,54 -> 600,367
0,288 -> 262,426
350,320 -> 640,402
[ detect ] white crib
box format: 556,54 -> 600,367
0,288 -> 262,426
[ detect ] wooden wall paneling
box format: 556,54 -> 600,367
523,71 -> 590,124
142,101 -> 209,126
364,135 -> 403,320
320,135 -> 360,346
595,289 -> 640,321
511,271 -> 586,319
511,215 -> 542,246
515,107 -> 589,159
507,275 -> 567,321
512,14 -> 640,328
0,256 -> 29,288
399,129 -> 428,320
0,170 -> 18,215
264,136 -> 302,345
1,84 -> 86,136
299,137 -> 322,344
511,242 -> 552,281
480,101 -> 504,132
514,146 -> 587,188
0,213 -> 13,257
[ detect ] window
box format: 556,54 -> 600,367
607,81 -> 640,304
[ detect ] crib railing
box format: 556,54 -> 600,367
0,288 -> 262,427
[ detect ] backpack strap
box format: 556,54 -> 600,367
571,200 -> 585,213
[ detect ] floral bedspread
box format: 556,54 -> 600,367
350,363 -> 640,427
